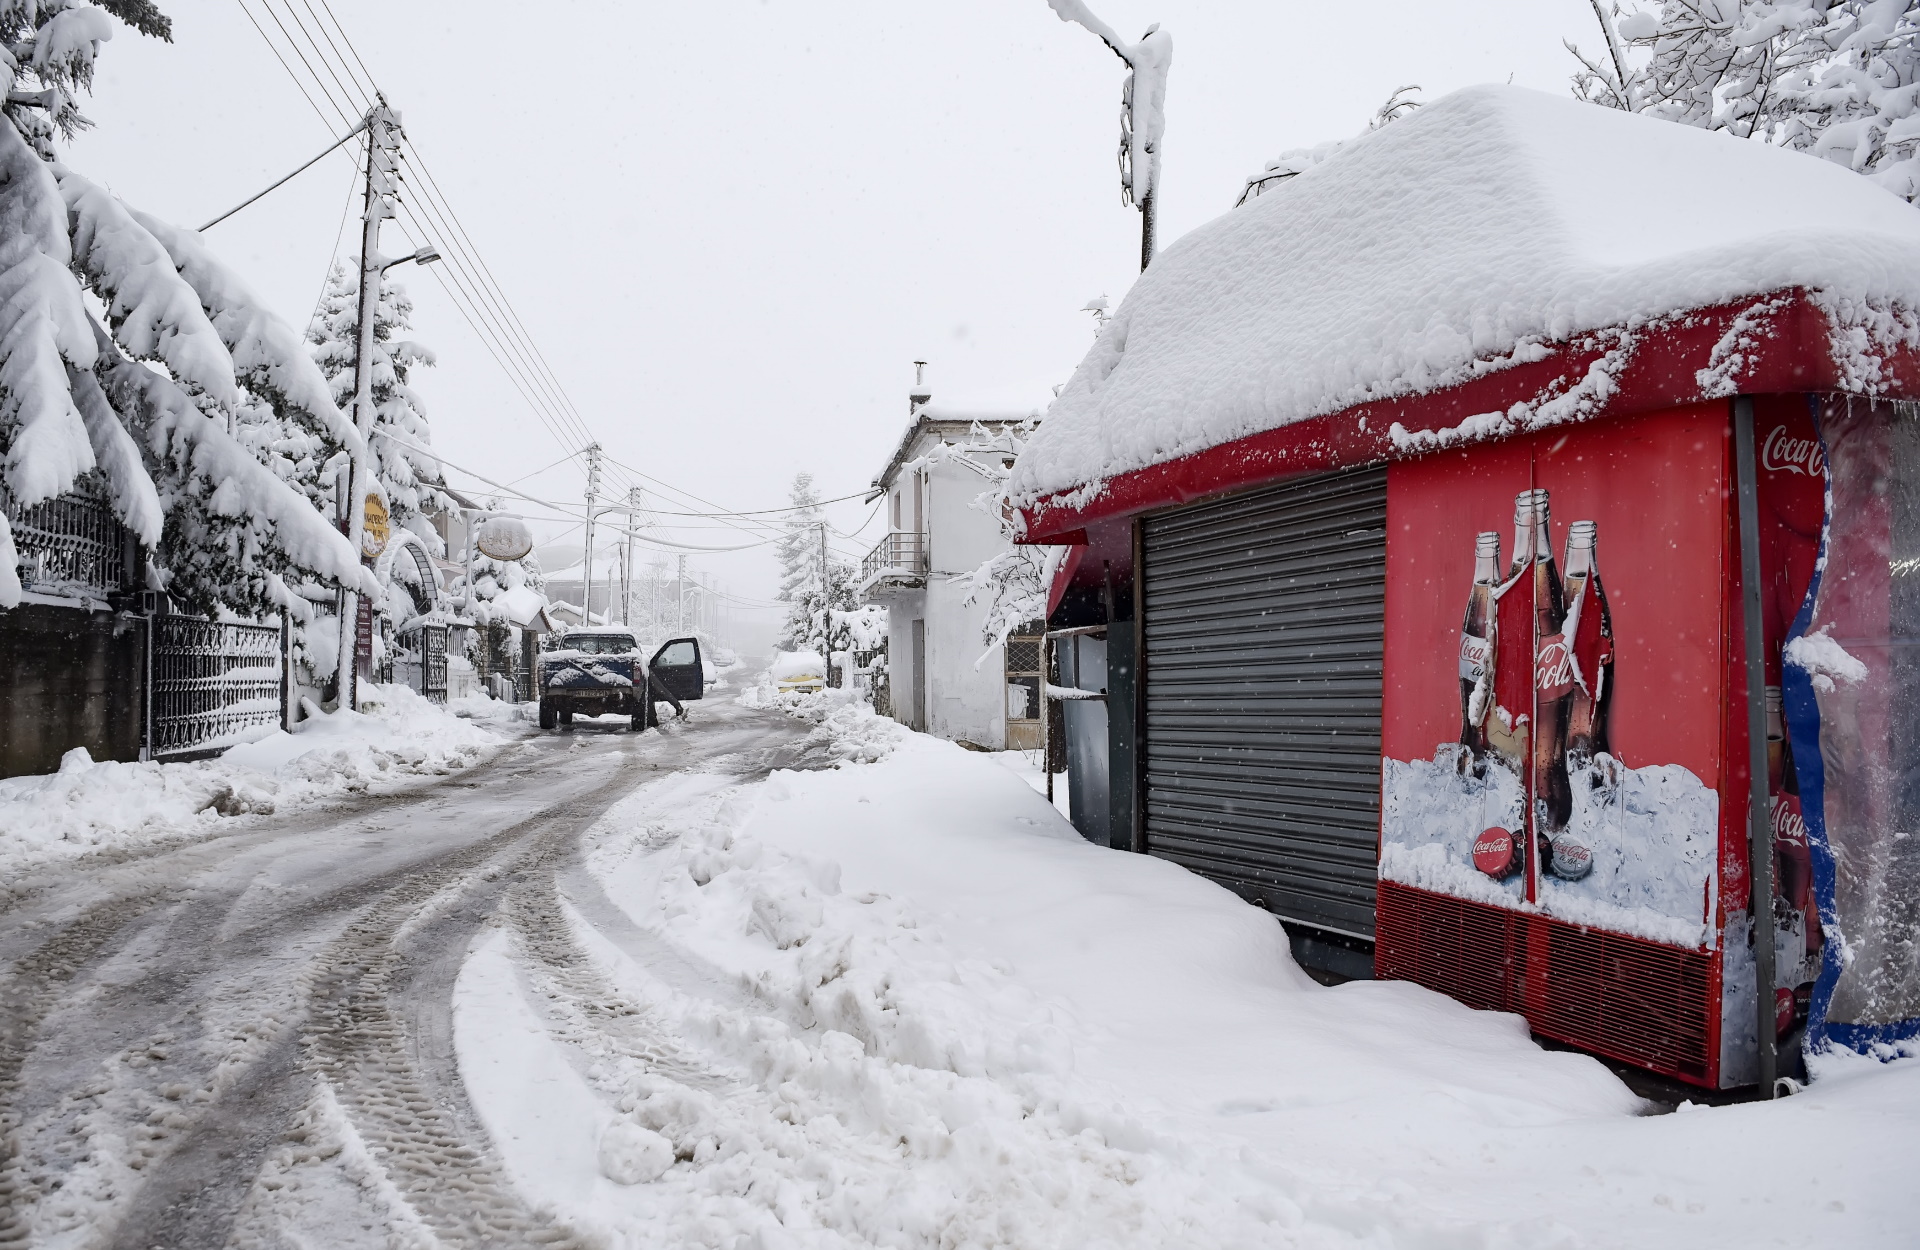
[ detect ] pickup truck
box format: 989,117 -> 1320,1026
536,628 -> 705,731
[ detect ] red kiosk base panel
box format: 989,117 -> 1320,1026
1377,881 -> 1719,1087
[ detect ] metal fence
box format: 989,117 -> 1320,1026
150,617 -> 285,759
421,624 -> 448,703
2,483 -> 128,597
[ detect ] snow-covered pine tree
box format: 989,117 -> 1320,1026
0,1 -> 371,615
774,472 -> 858,656
307,258 -> 451,546
1569,1 -> 1920,201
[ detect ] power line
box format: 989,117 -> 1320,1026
304,0 -> 609,465
241,0 -> 612,483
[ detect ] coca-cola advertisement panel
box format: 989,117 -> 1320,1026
1380,406 -> 1733,950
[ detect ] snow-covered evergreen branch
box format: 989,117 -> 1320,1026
0,2 -> 371,612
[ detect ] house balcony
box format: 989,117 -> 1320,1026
858,530 -> 928,598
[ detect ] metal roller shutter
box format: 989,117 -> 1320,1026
1141,465 -> 1387,940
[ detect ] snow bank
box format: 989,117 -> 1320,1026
738,679 -> 912,765
1013,84 -> 1920,503
0,685 -> 503,874
456,715 -> 1920,1247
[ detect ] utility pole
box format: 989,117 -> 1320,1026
580,443 -> 602,624
675,553 -> 687,634
819,520 -> 829,654
334,99 -> 404,710
621,486 -> 640,626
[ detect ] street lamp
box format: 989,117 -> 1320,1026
382,244 -> 441,272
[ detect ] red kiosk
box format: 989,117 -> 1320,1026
1018,86 -> 1920,1089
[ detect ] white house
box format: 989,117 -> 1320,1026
860,378 -> 1043,751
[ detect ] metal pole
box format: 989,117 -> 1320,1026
1734,395 -> 1778,1098
623,486 -> 640,626
676,553 -> 687,634
335,102 -> 400,711
581,443 -> 602,624
1043,633 -> 1054,804
280,608 -> 292,734
1139,187 -> 1155,271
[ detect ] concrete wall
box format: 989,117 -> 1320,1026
0,604 -> 146,778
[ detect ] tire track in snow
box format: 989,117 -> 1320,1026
0,890 -> 166,1248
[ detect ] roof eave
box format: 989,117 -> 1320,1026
1020,288 -> 1902,544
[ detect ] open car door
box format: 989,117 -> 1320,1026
648,637 -> 704,705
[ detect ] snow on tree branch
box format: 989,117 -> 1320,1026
1567,1 -> 1920,202
0,3 -> 370,618
0,114 -> 95,509
96,327 -> 377,614
131,208 -> 360,454
57,163 -> 239,406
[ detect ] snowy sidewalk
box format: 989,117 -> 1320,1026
456,708 -> 1919,1249
0,685 -> 511,876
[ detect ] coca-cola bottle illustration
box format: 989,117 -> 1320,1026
1488,491 -> 1544,775
1766,684 -> 1820,1030
1561,520 -> 1614,771
1527,491 -> 1576,878
1543,520 -> 1605,880
1457,532 -> 1500,768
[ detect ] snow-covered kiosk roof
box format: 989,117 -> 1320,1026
1015,84 -> 1920,541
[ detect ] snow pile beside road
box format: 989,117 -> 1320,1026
0,684 -> 502,872
738,682 -> 911,765
458,728 -> 1920,1248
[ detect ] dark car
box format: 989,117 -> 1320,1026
536,629 -> 704,731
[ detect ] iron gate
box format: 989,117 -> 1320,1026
422,623 -> 448,703
149,617 -> 286,759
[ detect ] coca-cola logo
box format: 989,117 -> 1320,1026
1771,795 -> 1808,850
1761,425 -> 1827,478
1472,827 -> 1517,879
1536,634 -> 1576,700
1458,633 -> 1490,681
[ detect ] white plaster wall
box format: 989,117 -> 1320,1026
873,430 -> 1018,749
923,577 -> 1004,749
927,455 -> 1006,575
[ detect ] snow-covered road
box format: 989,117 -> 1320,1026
4,690 -> 1916,1250
0,699 -> 826,1249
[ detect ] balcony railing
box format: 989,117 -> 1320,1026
861,530 -> 928,587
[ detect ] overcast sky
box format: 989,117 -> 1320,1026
71,0 -> 1608,637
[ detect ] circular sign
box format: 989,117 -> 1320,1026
1548,833 -> 1594,880
1472,827 -> 1518,880
476,515 -> 534,562
361,493 -> 390,558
